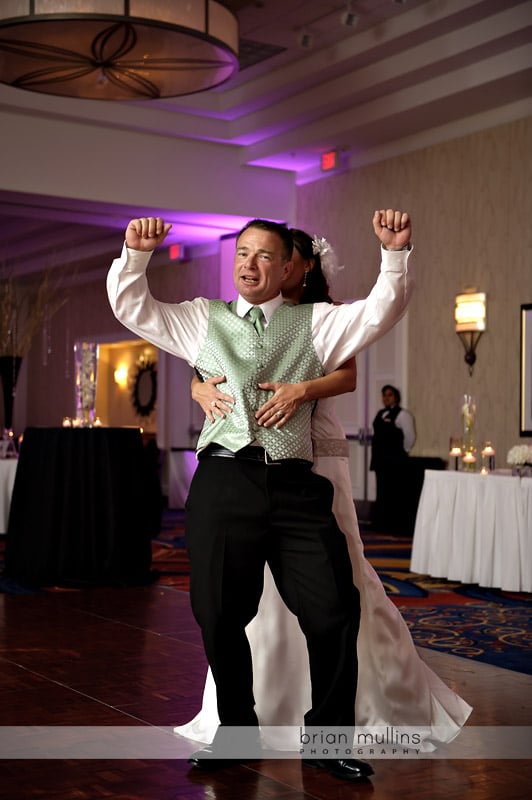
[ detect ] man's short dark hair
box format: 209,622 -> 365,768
237,219 -> 293,262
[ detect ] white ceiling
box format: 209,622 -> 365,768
1,0 -> 531,275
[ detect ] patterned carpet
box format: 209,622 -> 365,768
152,511 -> 532,675
360,533 -> 532,674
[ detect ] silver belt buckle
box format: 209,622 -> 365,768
264,450 -> 281,465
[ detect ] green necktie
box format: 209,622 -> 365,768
248,306 -> 264,335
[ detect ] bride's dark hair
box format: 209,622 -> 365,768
290,228 -> 333,304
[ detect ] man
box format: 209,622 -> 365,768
107,209 -> 413,781
370,384 -> 417,534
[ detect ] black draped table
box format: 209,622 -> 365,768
4,427 -> 156,588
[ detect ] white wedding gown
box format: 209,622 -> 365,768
174,398 -> 472,750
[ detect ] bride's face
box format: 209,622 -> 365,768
281,247 -> 309,302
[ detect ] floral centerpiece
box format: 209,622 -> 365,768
461,394 -> 476,469
461,394 -> 476,444
507,444 -> 532,476
74,342 -> 99,426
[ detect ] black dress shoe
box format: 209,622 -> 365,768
303,757 -> 374,780
188,744 -> 250,771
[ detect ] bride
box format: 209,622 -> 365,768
174,229 -> 472,751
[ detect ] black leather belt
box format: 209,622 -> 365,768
199,443 -> 311,468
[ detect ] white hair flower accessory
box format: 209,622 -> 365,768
311,235 -> 344,284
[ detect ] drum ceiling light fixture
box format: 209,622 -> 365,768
0,0 -> 239,100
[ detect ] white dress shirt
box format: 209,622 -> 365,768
392,408 -> 417,452
107,245 -> 413,373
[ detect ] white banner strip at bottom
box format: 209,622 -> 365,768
0,726 -> 531,760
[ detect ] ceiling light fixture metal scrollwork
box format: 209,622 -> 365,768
0,1 -> 239,100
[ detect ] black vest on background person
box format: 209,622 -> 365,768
370,404 -> 407,471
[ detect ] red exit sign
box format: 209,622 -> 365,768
321,150 -> 339,171
169,243 -> 182,260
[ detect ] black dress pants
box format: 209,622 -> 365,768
185,456 -> 360,729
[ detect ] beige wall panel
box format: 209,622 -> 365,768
296,117 -> 532,465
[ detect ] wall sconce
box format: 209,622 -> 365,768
114,364 -> 129,389
455,291 -> 486,376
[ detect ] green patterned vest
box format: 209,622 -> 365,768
195,300 -> 323,461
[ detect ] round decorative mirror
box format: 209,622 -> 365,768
130,358 -> 157,417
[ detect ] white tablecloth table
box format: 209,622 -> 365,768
411,470 -> 532,593
0,458 -> 18,534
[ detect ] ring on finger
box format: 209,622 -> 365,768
210,400 -> 217,407
276,411 -> 283,418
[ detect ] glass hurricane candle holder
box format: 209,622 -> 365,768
462,449 -> 477,472
449,437 -> 462,471
481,441 -> 495,474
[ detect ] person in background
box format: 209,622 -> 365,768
370,384 -> 416,534
178,230 -> 471,762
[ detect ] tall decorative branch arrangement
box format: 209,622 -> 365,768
0,269 -> 67,356
0,268 -> 67,434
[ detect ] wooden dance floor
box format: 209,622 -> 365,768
0,583 -> 530,800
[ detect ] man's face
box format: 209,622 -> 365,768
382,388 -> 397,408
233,226 -> 292,304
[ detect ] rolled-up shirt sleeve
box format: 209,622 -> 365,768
311,246 -> 413,371
107,243 -> 208,366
